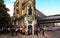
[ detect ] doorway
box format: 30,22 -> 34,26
28,25 -> 32,35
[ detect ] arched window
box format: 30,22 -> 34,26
28,6 -> 32,15
16,9 -> 19,14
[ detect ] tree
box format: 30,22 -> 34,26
0,0 -> 10,27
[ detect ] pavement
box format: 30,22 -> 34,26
0,30 -> 60,38
0,31 -> 53,38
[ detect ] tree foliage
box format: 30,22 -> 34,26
0,0 -> 10,27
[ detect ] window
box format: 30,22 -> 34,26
13,13 -> 15,15
16,2 -> 19,7
28,6 -> 32,15
16,9 -> 19,14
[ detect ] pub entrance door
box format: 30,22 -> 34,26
28,25 -> 32,35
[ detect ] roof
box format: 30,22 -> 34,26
35,9 -> 46,19
39,14 -> 60,20
35,9 -> 46,17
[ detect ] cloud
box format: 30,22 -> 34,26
4,0 -> 16,16
6,3 -> 14,16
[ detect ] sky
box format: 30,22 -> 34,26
4,0 -> 16,16
4,0 -> 60,16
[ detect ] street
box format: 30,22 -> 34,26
46,30 -> 60,38
0,30 -> 60,38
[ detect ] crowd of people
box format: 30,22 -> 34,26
35,27 -> 45,36
0,27 -> 45,36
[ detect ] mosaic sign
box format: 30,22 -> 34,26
25,15 -> 35,21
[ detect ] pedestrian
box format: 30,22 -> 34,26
40,27 -> 44,36
28,29 -> 32,35
22,28 -> 26,35
25,29 -> 28,35
36,28 -> 40,36
11,28 -> 15,36
20,27 -> 22,34
7,27 -> 11,33
15,27 -> 19,35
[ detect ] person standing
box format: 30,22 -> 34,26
20,27 -> 22,34
40,27 -> 44,36
15,27 -> 19,35
7,27 -> 10,33
36,28 -> 40,36
22,28 -> 26,35
11,28 -> 15,36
